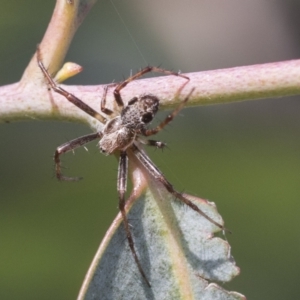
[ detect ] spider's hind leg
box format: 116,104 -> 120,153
132,144 -> 226,231
118,151 -> 151,287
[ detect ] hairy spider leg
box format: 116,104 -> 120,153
118,151 -> 151,287
54,132 -> 102,181
100,83 -> 120,117
115,87 -> 195,286
37,46 -> 207,285
142,88 -> 195,137
136,88 -> 195,149
36,47 -> 107,124
132,144 -> 225,231
113,66 -> 189,108
137,138 -> 167,149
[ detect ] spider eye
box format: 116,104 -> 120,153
141,112 -> 153,123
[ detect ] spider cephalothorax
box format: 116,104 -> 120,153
99,94 -> 159,155
121,94 -> 159,128
37,49 -> 225,287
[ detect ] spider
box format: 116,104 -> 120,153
37,49 -> 225,287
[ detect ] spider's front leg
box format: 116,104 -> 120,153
118,151 -> 151,287
100,84 -> 120,117
37,46 -> 106,124
142,88 -> 195,137
54,132 -> 102,181
113,66 -> 189,109
137,138 -> 167,150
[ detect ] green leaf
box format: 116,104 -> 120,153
77,161 -> 245,300
78,152 -> 245,300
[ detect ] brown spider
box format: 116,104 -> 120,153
37,48 -> 224,287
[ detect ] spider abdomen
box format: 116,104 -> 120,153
99,117 -> 136,155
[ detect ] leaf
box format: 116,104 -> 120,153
77,158 -> 245,300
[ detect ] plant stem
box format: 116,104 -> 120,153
1,59 -> 300,130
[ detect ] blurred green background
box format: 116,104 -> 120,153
1,1 -> 300,299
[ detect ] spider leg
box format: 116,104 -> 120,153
113,66 -> 189,109
118,151 -> 151,287
142,88 -> 195,137
131,144 -> 225,231
100,84 -> 120,117
55,132 -> 102,181
36,47 -> 106,124
137,137 -> 167,149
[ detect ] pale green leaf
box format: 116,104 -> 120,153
77,162 -> 245,300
